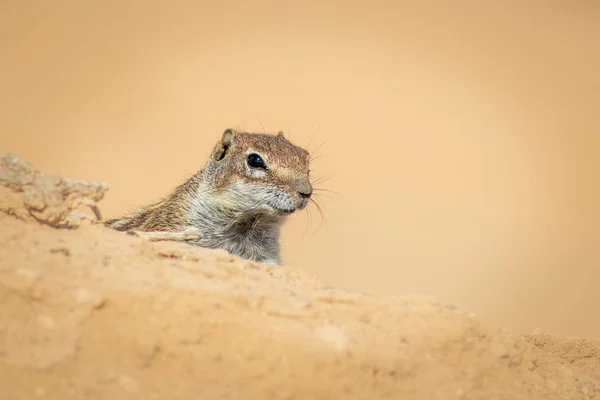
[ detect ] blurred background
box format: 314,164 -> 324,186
1,1 -> 599,337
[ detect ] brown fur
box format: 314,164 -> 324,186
210,130 -> 310,192
105,174 -> 200,232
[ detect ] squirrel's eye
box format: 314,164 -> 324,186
247,153 -> 266,169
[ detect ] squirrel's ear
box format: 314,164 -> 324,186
222,128 -> 236,146
277,131 -> 285,139
214,129 -> 236,161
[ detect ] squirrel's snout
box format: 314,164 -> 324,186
295,178 -> 313,199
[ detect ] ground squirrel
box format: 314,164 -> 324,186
105,128 -> 314,265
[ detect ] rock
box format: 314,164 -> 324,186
0,153 -> 108,228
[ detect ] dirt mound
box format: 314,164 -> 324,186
1,155 -> 599,399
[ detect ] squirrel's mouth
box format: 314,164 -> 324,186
264,193 -> 308,216
274,207 -> 296,216
273,199 -> 309,215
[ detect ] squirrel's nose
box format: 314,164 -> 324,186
295,179 -> 313,199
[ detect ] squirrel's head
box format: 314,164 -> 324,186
206,128 -> 312,217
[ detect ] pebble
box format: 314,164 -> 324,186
292,297 -> 312,309
74,288 -> 105,308
315,325 -> 350,352
528,362 -> 537,371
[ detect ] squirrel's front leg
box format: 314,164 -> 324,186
127,226 -> 202,242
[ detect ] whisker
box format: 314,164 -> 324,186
313,188 -> 344,198
302,202 -> 312,242
314,194 -> 330,216
310,197 -> 327,233
310,140 -> 328,157
309,154 -> 328,163
307,126 -> 320,153
311,174 -> 334,186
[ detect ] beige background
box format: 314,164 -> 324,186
1,1 -> 599,337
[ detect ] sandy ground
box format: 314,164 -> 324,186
2,215 -> 599,400
1,154 -> 600,399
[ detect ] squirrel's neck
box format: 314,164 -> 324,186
186,170 -> 285,265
